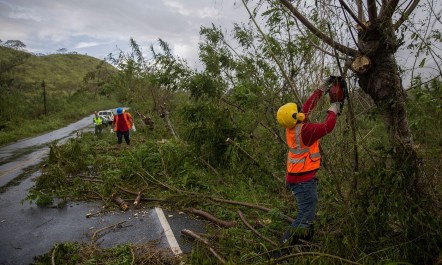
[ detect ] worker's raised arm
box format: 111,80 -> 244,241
302,78 -> 333,119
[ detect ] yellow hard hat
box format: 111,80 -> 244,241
276,103 -> 305,128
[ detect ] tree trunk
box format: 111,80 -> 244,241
357,19 -> 419,181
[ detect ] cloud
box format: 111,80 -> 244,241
0,0 -> 248,61
75,42 -> 100,49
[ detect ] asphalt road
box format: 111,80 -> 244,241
0,114 -> 204,265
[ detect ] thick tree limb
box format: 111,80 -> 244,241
338,0 -> 368,30
356,0 -> 366,21
367,0 -> 379,20
275,0 -> 358,56
111,193 -> 129,211
380,0 -> 400,18
181,229 -> 226,264
189,208 -> 237,228
394,0 -> 421,30
237,210 -> 278,247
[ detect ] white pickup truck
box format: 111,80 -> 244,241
97,110 -> 114,125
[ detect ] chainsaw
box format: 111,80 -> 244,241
328,76 -> 348,114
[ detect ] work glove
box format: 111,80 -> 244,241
318,77 -> 333,93
328,102 -> 342,115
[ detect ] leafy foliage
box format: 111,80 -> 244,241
13,2 -> 442,264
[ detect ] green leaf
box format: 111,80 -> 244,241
419,57 -> 426,67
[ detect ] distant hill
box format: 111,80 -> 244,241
0,46 -> 116,91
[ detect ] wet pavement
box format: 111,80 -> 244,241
0,114 -> 95,187
0,114 -> 205,265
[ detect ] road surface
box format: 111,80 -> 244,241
0,114 -> 204,265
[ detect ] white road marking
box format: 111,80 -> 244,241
155,207 -> 183,255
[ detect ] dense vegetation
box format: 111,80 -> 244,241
27,33 -> 441,265
3,0 -> 442,264
0,46 -> 117,145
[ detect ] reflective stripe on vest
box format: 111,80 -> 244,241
286,124 -> 321,173
94,117 -> 102,125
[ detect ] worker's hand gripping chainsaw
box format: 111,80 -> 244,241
328,76 -> 348,115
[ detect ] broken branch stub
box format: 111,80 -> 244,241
350,55 -> 371,73
111,193 -> 129,211
159,103 -> 178,139
133,191 -> 142,207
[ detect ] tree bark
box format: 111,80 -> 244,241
357,20 -> 419,180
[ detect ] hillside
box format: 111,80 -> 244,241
0,46 -> 116,91
0,46 -> 119,145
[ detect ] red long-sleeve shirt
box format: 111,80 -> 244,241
286,89 -> 337,183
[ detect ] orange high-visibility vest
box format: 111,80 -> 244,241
286,124 -> 321,173
114,113 -> 131,132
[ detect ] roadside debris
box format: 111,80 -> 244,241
182,229 -> 226,264
111,193 -> 129,211
189,208 -> 236,228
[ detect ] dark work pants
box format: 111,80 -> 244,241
116,130 -> 130,145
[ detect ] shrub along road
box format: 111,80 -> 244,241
0,115 -> 204,265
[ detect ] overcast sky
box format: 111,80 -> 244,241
1,0 -> 440,85
0,0 -> 248,69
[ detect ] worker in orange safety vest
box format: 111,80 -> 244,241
271,76 -> 347,260
112,107 -> 134,145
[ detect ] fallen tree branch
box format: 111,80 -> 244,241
51,244 -> 59,265
211,197 -> 294,223
237,210 -> 278,247
91,221 -> 126,243
212,197 -> 271,212
79,189 -> 108,206
189,208 -> 236,228
139,168 -> 294,223
116,185 -> 140,196
111,193 -> 129,211
275,251 -> 362,264
181,229 -> 226,264
130,245 -> 135,265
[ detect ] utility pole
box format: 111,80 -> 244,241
41,80 -> 46,115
